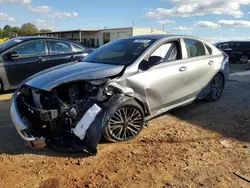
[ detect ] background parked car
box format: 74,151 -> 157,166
215,41 -> 250,64
0,36 -> 93,91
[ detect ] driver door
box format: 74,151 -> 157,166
128,40 -> 193,113
4,40 -> 48,87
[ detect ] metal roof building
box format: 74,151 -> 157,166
37,27 -> 168,48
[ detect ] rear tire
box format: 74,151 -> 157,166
239,55 -> 249,64
205,73 -> 224,102
103,99 -> 145,143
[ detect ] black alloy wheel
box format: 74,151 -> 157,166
239,55 -> 249,64
206,73 -> 224,102
104,100 -> 144,142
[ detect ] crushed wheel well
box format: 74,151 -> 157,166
134,98 -> 149,116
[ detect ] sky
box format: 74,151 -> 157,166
1,0 -> 250,43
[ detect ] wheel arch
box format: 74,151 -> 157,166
217,71 -> 226,88
133,97 -> 149,117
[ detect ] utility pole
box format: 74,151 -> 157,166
162,24 -> 165,30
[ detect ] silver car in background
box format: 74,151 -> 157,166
10,35 -> 229,154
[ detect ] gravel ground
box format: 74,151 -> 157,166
0,76 -> 250,187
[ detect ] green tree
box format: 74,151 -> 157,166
3,25 -> 12,38
20,23 -> 38,36
39,29 -> 52,33
12,26 -> 21,34
3,25 -> 12,31
0,28 -> 3,38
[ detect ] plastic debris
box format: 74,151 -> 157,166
73,104 -> 101,140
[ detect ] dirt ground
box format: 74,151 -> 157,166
0,66 -> 250,188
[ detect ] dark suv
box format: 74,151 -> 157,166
0,37 -> 93,91
215,41 -> 250,64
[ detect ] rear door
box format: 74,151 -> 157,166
228,42 -> 240,62
47,40 -> 87,69
4,40 -> 48,87
181,38 -> 220,97
232,42 -> 250,63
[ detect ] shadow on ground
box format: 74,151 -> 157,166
171,80 -> 250,143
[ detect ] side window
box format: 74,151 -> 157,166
230,42 -> 239,48
150,42 -> 179,61
48,41 -> 72,54
205,44 -> 212,54
11,40 -> 45,57
222,43 -> 229,49
239,42 -> 250,48
217,44 -> 222,49
72,43 -> 85,52
184,39 -> 206,58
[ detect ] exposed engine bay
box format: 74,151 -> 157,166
16,80 -> 119,154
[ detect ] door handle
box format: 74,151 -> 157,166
38,57 -> 45,62
179,66 -> 187,72
208,61 -> 214,65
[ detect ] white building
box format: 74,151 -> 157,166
38,27 -> 168,48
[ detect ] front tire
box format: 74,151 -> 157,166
205,73 -> 224,102
103,99 -> 144,142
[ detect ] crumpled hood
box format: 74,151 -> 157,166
24,62 -> 124,91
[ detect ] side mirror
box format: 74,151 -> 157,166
139,56 -> 164,71
6,51 -> 19,59
148,56 -> 164,65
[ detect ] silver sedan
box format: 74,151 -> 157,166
10,35 -> 229,154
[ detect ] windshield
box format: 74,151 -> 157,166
0,38 -> 23,53
83,38 -> 156,65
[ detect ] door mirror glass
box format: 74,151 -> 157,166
139,56 -> 163,71
3,51 -> 19,60
148,56 -> 163,66
9,51 -> 19,59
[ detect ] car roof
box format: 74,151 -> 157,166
12,36 -> 76,42
0,36 -> 87,54
127,34 -> 197,40
216,41 -> 250,44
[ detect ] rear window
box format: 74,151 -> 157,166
184,39 -> 206,58
205,44 -> 212,54
48,41 -> 72,54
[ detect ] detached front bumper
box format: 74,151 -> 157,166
10,91 -> 46,149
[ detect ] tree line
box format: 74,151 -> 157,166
0,23 -> 52,39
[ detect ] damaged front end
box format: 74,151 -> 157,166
11,80 -> 121,154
